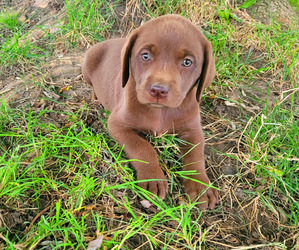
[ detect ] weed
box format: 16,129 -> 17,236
0,10 -> 20,32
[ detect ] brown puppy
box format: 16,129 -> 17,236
82,14 -> 218,209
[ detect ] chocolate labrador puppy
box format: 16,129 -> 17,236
82,14 -> 218,209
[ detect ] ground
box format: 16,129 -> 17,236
0,0 -> 298,249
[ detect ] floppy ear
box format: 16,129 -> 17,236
195,40 -> 215,102
121,29 -> 139,87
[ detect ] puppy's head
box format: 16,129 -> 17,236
121,15 -> 215,108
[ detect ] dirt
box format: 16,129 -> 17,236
0,0 -> 298,249
236,0 -> 299,25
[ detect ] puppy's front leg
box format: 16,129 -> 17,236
179,125 -> 218,209
107,114 -> 168,199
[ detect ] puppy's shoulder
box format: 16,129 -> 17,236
83,38 -> 126,75
88,38 -> 126,55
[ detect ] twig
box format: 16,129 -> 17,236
24,205 -> 52,235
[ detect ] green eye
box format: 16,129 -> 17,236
182,59 -> 192,67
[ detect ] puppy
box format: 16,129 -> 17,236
82,14 -> 218,209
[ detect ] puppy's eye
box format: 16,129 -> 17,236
141,53 -> 151,61
182,59 -> 192,67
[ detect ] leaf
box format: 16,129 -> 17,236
140,199 -> 151,208
59,86 -> 70,93
219,10 -> 230,21
266,166 -> 283,177
87,235 -> 104,250
238,0 -> 257,9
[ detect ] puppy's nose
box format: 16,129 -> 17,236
149,84 -> 170,99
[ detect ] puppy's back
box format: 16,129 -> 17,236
82,38 -> 126,110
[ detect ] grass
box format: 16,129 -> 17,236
0,0 -> 298,249
0,100 -> 212,248
0,10 -> 20,31
64,0 -> 117,45
0,10 -> 47,73
243,93 -> 299,225
289,0 -> 299,11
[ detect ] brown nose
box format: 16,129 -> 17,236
149,84 -> 170,99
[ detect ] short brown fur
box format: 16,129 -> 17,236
82,15 -> 218,209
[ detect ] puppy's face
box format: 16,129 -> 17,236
122,15 -> 215,108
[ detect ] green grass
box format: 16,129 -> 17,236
0,32 -> 47,70
63,0 -> 117,46
0,10 -> 20,31
289,0 -> 299,11
0,10 -> 48,74
243,93 -> 299,225
0,0 -> 116,73
141,0 -> 186,17
0,0 -> 298,249
0,100 -> 211,248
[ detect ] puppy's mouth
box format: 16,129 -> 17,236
148,103 -> 167,108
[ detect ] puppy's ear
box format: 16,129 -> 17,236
195,40 -> 215,102
121,29 -> 139,87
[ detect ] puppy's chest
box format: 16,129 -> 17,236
139,112 -> 175,136
147,122 -> 172,137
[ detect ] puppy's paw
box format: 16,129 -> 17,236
183,175 -> 218,210
137,169 -> 168,199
